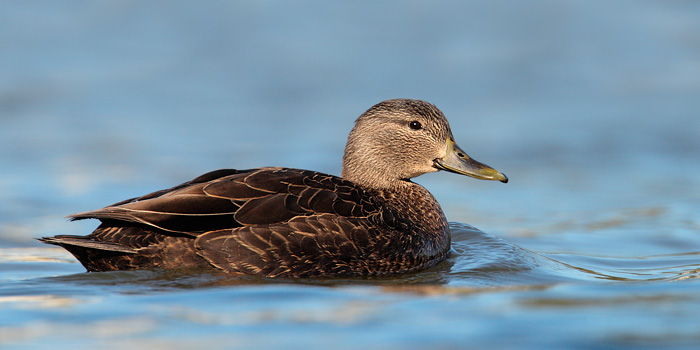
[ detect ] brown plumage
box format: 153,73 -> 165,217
39,99 -> 507,278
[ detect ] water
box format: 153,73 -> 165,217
2,1 -> 699,349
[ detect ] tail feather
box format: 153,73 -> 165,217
38,235 -> 136,253
38,230 -> 211,272
38,235 -> 141,272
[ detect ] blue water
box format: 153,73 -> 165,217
2,1 -> 700,349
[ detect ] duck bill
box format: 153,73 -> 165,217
433,139 -> 508,183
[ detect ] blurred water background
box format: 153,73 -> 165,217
1,1 -> 700,349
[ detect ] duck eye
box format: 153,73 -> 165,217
409,121 -> 422,130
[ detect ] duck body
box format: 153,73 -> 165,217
42,167 -> 451,277
41,99 -> 506,277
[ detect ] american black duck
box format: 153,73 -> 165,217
40,99 -> 507,278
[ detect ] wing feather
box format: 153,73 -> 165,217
56,167 -> 391,274
66,168 -> 381,233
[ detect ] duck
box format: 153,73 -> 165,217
40,99 -> 507,278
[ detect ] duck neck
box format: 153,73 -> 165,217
374,180 -> 447,228
340,167 -> 397,190
341,141 -> 400,190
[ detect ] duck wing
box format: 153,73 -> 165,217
67,167 -> 385,241
46,167 -> 400,274
67,168 -> 246,235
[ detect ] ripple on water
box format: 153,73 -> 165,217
3,223 -> 700,293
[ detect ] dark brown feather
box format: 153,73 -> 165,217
40,167 -> 452,276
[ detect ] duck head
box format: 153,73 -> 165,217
341,99 -> 507,189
